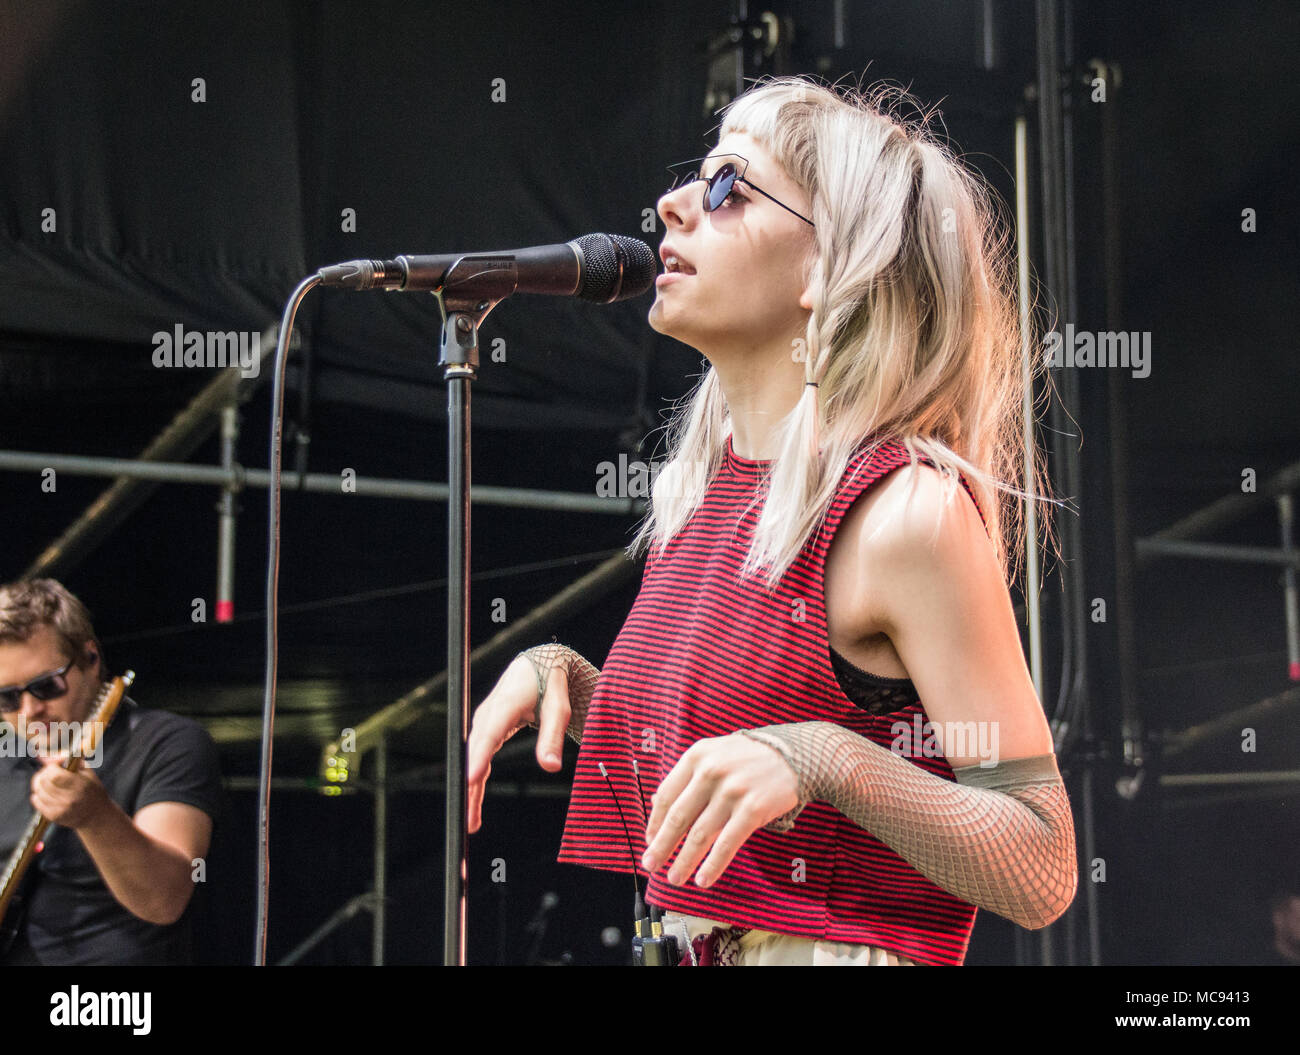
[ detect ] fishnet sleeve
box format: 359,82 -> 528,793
519,642 -> 601,745
739,721 -> 1078,930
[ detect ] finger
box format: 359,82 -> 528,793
645,744 -> 702,845
30,766 -> 56,794
642,769 -> 714,874
534,667 -> 570,772
33,764 -> 78,796
30,784 -> 55,815
693,810 -> 761,889
466,706 -> 512,786
38,766 -> 77,791
665,800 -> 734,886
467,660 -> 539,784
467,759 -> 490,834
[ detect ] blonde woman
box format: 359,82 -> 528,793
468,76 -> 1077,966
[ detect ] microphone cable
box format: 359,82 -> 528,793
254,273 -> 320,966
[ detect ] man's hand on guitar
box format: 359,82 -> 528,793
467,654 -> 571,834
30,755 -> 111,830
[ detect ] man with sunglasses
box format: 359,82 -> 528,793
0,579 -> 222,965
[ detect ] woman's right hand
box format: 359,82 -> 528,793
467,652 -> 572,833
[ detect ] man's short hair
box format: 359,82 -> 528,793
0,579 -> 102,669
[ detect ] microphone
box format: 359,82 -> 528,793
316,233 -> 656,303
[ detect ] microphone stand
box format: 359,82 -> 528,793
436,266 -> 517,967
310,235 -> 650,965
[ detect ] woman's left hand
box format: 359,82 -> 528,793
642,733 -> 800,888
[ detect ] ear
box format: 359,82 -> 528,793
798,242 -> 816,312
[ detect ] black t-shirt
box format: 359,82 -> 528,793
0,699 -> 223,965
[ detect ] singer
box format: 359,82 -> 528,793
468,76 -> 1077,966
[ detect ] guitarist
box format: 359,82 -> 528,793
0,579 -> 222,965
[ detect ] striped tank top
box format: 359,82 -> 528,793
558,433 -> 985,965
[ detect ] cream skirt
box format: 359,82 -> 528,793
662,912 -> 918,966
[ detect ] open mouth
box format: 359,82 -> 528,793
660,250 -> 697,275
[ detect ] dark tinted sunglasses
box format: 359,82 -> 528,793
665,153 -> 815,227
0,660 -> 73,713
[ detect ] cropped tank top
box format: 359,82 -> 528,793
557,434 -> 988,965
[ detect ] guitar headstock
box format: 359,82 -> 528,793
75,670 -> 136,763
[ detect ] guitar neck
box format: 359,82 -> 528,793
0,670 -> 135,922
0,812 -> 51,919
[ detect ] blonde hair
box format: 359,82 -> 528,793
632,76 -> 1057,591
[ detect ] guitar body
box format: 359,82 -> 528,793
0,671 -> 135,960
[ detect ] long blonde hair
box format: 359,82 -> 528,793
631,76 -> 1056,592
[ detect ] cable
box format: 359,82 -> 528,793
254,274 -> 320,966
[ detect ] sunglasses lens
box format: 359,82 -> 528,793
28,674 -> 67,702
0,664 -> 70,712
705,164 -> 737,211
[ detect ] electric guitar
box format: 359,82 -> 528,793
0,670 -> 134,958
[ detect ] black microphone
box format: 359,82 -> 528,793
316,233 -> 656,303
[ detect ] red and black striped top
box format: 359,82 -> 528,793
558,433 -> 986,966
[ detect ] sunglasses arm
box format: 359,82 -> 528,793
742,183 -> 816,227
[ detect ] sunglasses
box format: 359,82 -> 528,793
665,154 -> 815,227
0,660 -> 74,713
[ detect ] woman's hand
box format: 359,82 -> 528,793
466,654 -> 571,833
642,734 -> 800,888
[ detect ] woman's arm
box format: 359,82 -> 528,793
738,723 -> 1075,929
519,642 -> 601,747
833,461 -> 1055,766
466,643 -> 601,833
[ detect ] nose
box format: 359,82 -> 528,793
657,181 -> 697,231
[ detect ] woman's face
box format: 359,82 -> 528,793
648,132 -> 815,360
